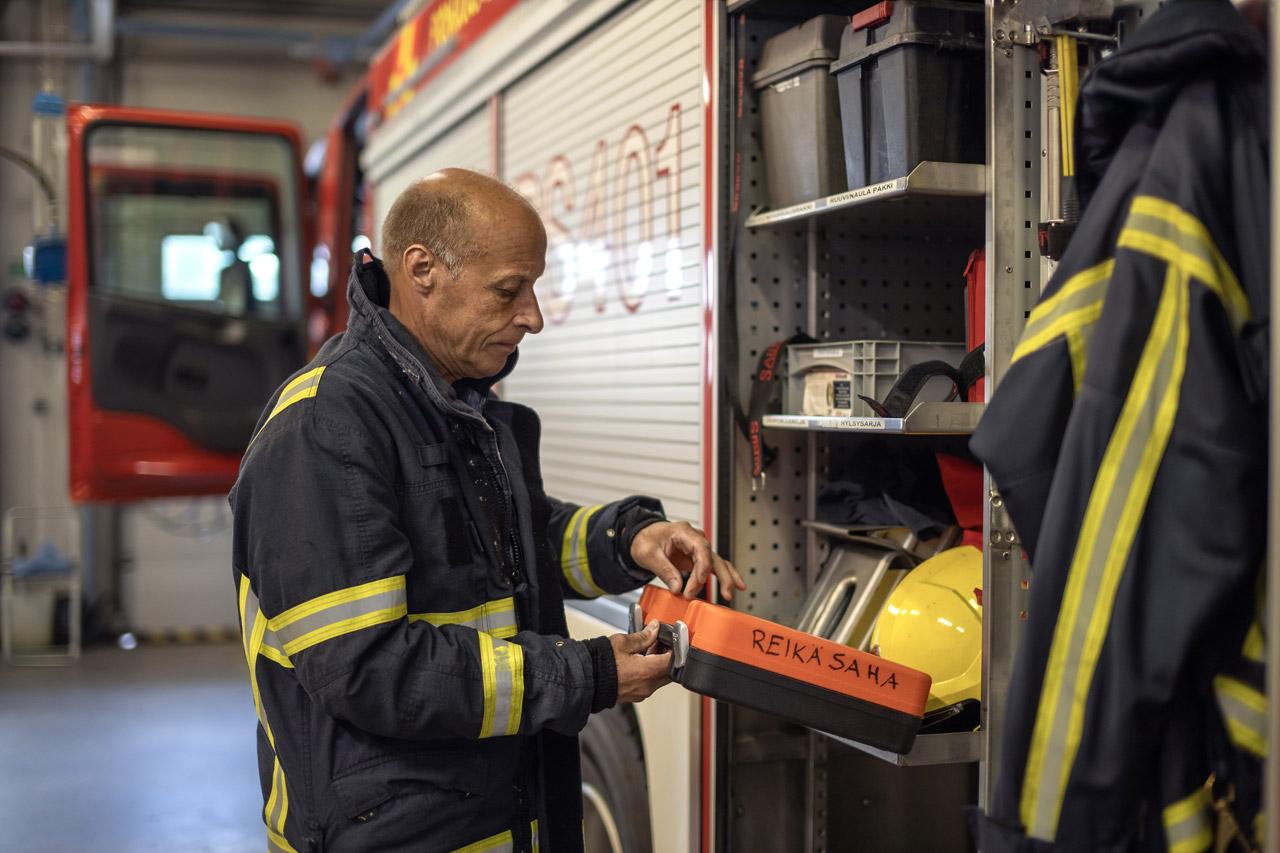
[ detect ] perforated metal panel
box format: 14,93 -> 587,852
500,0 -> 706,523
368,107 -> 492,251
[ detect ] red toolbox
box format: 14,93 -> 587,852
635,586 -> 931,754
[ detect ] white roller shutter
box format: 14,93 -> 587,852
369,107 -> 493,252
500,0 -> 705,524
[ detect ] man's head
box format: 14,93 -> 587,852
381,168 -> 546,383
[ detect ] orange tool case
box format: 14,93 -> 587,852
634,586 -> 931,754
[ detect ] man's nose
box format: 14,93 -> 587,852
516,288 -> 544,335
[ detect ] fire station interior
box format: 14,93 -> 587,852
1,0 -> 1277,852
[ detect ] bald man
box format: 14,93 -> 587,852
230,169 -> 743,853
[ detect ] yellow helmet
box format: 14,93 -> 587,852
870,545 -> 982,712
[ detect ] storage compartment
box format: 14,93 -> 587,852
831,0 -> 984,190
786,340 -> 967,418
750,15 -> 847,208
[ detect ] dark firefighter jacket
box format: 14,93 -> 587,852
970,1 -> 1269,850
229,251 -> 665,853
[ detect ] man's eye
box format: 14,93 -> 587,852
498,289 -> 519,300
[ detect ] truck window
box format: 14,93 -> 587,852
85,125 -> 301,322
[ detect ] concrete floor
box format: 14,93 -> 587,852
0,642 -> 264,852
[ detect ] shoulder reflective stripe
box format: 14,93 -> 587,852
409,597 -> 518,638
451,821 -> 539,853
1163,784 -> 1213,853
268,367 -> 326,423
1214,675 -> 1268,758
250,366 -> 327,444
270,576 -> 407,656
1020,266 -> 1191,839
561,505 -> 606,597
1123,196 -> 1250,329
1012,260 -> 1113,365
478,632 -> 525,738
267,826 -> 299,853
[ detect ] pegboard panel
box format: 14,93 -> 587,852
728,15 -> 812,625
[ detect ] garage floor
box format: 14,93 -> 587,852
0,642 -> 263,853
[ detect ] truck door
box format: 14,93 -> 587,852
66,106 -> 309,502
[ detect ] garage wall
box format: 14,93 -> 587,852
0,2 -> 359,637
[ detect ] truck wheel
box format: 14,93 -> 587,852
580,706 -> 653,853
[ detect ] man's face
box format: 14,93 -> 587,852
412,209 -> 547,382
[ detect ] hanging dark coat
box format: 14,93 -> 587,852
970,0 -> 1269,848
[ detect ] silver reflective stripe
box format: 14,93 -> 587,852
266,759 -> 286,835
411,597 -> 518,638
1163,785 -> 1212,853
267,828 -> 297,853
1215,675 -> 1268,758
478,632 -> 524,739
272,586 -> 407,654
562,505 -> 605,597
1022,266 -> 1190,839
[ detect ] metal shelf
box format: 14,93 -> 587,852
819,729 -> 983,767
744,161 -> 986,229
762,402 -> 984,435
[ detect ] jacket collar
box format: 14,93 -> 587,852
1076,0 -> 1264,208
344,251 -> 518,424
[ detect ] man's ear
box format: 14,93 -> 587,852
404,245 -> 436,296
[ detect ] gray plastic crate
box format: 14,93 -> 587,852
785,340 -> 966,418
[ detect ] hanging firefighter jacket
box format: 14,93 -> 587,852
229,252 -> 665,853
970,0 -> 1269,849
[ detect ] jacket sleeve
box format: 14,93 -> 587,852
233,403 -> 600,742
543,495 -> 666,599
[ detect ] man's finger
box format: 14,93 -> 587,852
713,554 -> 747,599
677,533 -> 716,599
647,548 -> 685,593
626,620 -> 660,654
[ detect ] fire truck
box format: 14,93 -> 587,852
63,0 -> 1135,848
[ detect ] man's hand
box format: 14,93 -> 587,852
611,621 -> 671,703
630,520 -> 747,601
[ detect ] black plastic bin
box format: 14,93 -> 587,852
750,15 -> 847,209
831,0 -> 984,190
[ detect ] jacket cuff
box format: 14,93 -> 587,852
616,499 -> 667,576
584,636 -> 618,712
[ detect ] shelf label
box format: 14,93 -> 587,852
838,417 -> 886,430
825,177 -> 907,207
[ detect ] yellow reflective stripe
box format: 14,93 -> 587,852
451,821 -> 539,853
267,826 -> 299,853
1124,196 -> 1250,329
1243,619 -> 1264,664
1021,265 -> 1190,839
239,574 -> 278,752
1163,784 -> 1213,853
478,632 -> 524,739
1066,328 -> 1087,394
270,576 -> 407,656
560,505 -> 606,597
410,597 -> 518,638
260,634 -> 294,669
267,367 -> 326,422
1012,260 -> 1112,365
1214,675 -> 1268,758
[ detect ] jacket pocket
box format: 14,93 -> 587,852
330,751 -> 489,820
402,442 -> 454,495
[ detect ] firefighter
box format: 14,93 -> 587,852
230,168 -> 745,853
